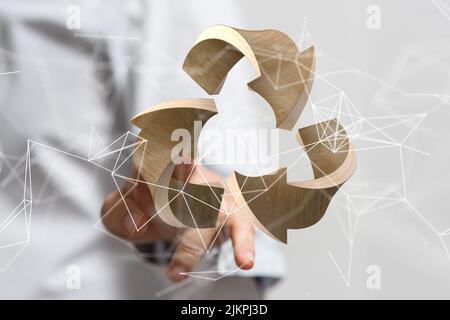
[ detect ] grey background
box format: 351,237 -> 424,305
0,0 -> 449,299
237,0 -> 450,299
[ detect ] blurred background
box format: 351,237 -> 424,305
0,0 -> 449,299
242,0 -> 450,299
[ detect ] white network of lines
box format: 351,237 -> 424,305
1,8 -> 450,297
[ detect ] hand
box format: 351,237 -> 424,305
101,165 -> 255,282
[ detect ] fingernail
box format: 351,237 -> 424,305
247,251 -> 254,262
169,266 -> 187,282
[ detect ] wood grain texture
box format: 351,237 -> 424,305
131,98 -> 223,228
182,25 -> 315,130
227,119 -> 356,243
130,26 -> 356,239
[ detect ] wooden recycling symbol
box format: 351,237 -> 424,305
131,25 -> 357,243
